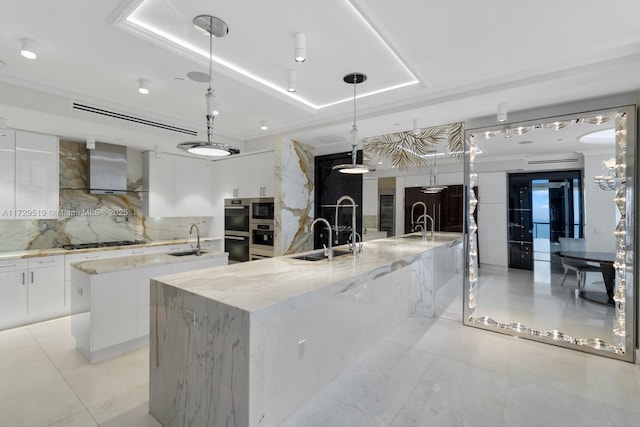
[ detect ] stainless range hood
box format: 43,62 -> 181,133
89,142 -> 127,194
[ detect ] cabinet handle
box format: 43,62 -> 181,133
22,272 -> 25,285
85,255 -> 100,259
31,271 -> 34,284
38,259 -> 56,264
0,264 -> 16,268
131,250 -> 144,254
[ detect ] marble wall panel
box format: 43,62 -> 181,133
275,140 -> 314,255
0,141 -> 209,251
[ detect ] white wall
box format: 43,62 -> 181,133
477,172 -> 508,267
582,151 -> 618,253
362,178 -> 378,216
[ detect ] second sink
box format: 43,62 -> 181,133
292,249 -> 352,262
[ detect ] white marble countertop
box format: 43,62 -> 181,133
0,237 -> 222,261
153,232 -> 463,313
72,250 -> 228,275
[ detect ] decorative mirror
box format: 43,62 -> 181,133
463,104 -> 635,361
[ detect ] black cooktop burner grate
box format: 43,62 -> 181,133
62,240 -> 146,250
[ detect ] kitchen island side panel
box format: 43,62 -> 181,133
149,279 -> 250,427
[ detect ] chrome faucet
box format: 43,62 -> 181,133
335,195 -> 359,254
415,214 -> 434,239
311,217 -> 333,260
190,223 -> 201,256
410,201 -> 427,232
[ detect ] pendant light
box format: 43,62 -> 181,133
421,149 -> 447,193
178,15 -> 239,157
333,73 -> 371,174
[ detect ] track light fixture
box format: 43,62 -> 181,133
287,69 -> 297,93
497,102 -> 508,123
20,39 -> 37,59
294,33 -> 306,63
138,79 -> 149,94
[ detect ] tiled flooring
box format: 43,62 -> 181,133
1,271 -> 639,426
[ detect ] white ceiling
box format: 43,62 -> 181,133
1,0 -> 640,159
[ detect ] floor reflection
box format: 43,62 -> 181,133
474,262 -> 616,343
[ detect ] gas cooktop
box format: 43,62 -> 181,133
62,240 -> 146,250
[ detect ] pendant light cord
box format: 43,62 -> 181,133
208,17 -> 213,93
351,73 -> 358,165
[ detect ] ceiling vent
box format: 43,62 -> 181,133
71,102 -> 198,136
524,154 -> 582,171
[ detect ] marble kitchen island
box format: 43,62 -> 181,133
70,250 -> 228,363
149,233 -> 462,427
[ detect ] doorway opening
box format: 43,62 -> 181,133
507,170 -> 584,276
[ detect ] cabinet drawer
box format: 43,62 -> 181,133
28,255 -> 64,270
0,258 -> 28,270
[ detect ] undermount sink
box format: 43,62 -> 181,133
167,250 -> 208,257
292,249 -> 353,262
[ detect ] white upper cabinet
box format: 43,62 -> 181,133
143,152 -> 214,217
0,130 -> 58,219
213,151 -> 275,198
0,129 -> 15,214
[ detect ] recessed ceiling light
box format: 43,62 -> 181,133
20,39 -> 37,59
579,128 -> 615,144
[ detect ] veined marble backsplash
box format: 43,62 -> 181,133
0,140 -> 209,252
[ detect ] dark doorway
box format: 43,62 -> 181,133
508,170 -> 583,271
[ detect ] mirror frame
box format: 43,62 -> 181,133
463,104 -> 636,362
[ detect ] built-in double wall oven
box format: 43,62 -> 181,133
250,197 -> 274,261
224,197 -> 275,262
224,199 -> 250,263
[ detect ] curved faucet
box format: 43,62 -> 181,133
410,202 -> 427,232
335,195 -> 358,254
311,217 -> 333,260
190,223 -> 201,256
415,214 -> 434,239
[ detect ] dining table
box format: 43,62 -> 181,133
559,251 -> 616,306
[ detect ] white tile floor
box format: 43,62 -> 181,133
0,269 -> 638,426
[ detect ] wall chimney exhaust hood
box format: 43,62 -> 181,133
89,142 -> 127,194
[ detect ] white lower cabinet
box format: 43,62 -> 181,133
70,253 -> 228,363
0,259 -> 28,330
27,257 -> 65,322
0,256 -> 65,330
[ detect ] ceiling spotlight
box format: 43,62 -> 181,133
294,33 -> 306,63
412,118 -> 420,135
497,102 -> 508,123
332,73 -> 371,175
260,120 -> 269,131
138,79 -> 149,94
86,136 -> 96,150
287,69 -> 297,93
20,39 -> 37,59
177,15 -> 239,157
